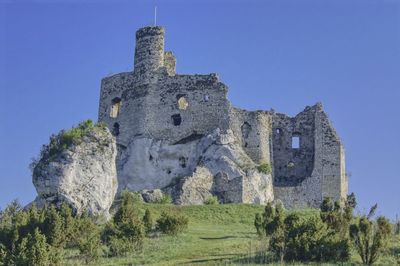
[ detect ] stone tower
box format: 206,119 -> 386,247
134,26 -> 165,76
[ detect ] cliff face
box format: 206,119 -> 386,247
32,126 -> 273,210
118,129 -> 274,205
32,124 -> 118,217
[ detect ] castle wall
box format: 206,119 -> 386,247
272,107 -> 315,187
273,104 -> 347,208
317,107 -> 348,202
143,73 -> 231,144
97,25 -> 348,208
229,108 -> 273,164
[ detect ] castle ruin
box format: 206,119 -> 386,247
98,26 -> 348,208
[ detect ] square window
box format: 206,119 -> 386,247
292,136 -> 300,149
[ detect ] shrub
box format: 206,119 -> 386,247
107,236 -> 136,257
350,205 -> 392,265
143,209 -> 153,234
203,196 -> 218,205
256,202 -> 350,263
257,163 -> 272,175
156,211 -> 189,235
75,215 -> 102,264
15,228 -> 51,266
320,197 -> 353,238
153,193 -> 173,204
113,190 -> 140,225
30,120 -> 108,174
254,213 -> 264,237
59,203 -> 75,247
41,205 -> 63,248
105,191 -> 145,257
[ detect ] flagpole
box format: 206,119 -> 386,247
154,6 -> 157,26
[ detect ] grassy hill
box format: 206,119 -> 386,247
64,203 -> 399,265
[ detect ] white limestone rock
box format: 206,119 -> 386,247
119,128 -> 274,205
140,189 -> 164,203
32,126 -> 117,217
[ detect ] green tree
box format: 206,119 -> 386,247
267,204 -> 286,264
350,207 -> 392,265
105,191 -> 145,257
143,209 -> 153,234
15,228 -> 50,266
59,203 -> 75,247
113,190 -> 139,225
75,215 -> 102,264
254,213 -> 264,237
41,205 -> 63,248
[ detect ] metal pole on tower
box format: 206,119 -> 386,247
154,6 -> 157,26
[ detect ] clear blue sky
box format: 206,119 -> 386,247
1,0 -> 399,219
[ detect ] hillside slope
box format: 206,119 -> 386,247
64,204 -> 399,265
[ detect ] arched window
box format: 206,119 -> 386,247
113,122 -> 120,136
110,97 -> 121,118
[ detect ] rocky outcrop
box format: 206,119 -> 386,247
118,129 -> 274,205
140,189 -> 164,203
32,124 -> 117,217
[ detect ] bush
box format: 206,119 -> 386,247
257,163 -> 272,175
75,215 -> 102,264
254,213 -> 264,237
256,202 -> 351,263
105,191 -> 145,257
153,193 -> 173,204
15,228 -> 51,266
350,205 -> 392,265
156,211 -> 189,235
107,236 -> 136,257
143,209 -> 153,234
41,205 -> 63,248
30,120 -> 108,174
203,196 -> 218,205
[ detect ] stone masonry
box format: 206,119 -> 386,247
98,26 -> 348,208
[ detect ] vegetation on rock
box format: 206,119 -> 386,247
30,120 -> 109,175
257,162 -> 272,175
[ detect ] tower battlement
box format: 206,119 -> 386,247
134,26 -> 165,76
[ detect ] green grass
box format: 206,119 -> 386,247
64,204 -> 400,265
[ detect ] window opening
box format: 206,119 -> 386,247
177,95 -> 189,110
292,135 -> 300,149
113,123 -> 120,136
241,122 -> 251,139
110,97 -> 122,118
171,114 -> 182,126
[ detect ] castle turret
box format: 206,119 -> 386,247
134,26 -> 165,75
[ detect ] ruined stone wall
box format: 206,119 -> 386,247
273,104 -> 347,208
163,51 -> 176,76
136,73 -> 229,144
272,107 -> 315,187
97,25 -> 347,208
98,72 -> 149,147
317,106 -> 348,202
229,108 -> 273,164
